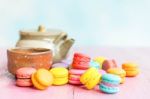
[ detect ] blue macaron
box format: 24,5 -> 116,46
99,74 -> 121,94
90,60 -> 100,69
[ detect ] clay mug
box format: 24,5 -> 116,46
7,47 -> 52,75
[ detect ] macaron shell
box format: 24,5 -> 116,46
125,69 -> 140,77
53,78 -> 68,85
16,79 -> 32,87
99,84 -> 119,94
122,62 -> 138,69
31,73 -> 47,90
74,53 -> 91,60
50,67 -> 68,77
16,67 -> 36,79
73,57 -> 90,62
35,69 -> 53,87
72,62 -> 89,69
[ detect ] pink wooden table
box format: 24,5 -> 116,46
0,47 -> 150,99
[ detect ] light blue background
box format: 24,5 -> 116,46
0,0 -> 150,47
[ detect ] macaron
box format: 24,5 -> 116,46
68,69 -> 86,85
52,63 -> 69,69
90,60 -> 100,69
99,74 -> 121,94
122,62 -> 140,77
80,68 -> 101,89
50,67 -> 68,85
102,59 -> 117,71
31,68 -> 53,90
94,57 -> 106,68
15,67 -> 36,87
71,53 -> 91,69
107,68 -> 126,84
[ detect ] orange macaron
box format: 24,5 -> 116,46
122,62 -> 140,77
107,67 -> 126,84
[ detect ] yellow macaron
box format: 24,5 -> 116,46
50,67 -> 68,85
107,68 -> 126,84
80,67 -> 97,84
85,72 -> 101,89
31,68 -> 53,90
80,67 -> 101,89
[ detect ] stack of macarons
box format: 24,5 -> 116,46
68,69 -> 86,85
50,67 -> 68,85
122,62 -> 139,77
80,68 -> 101,89
71,53 -> 91,69
107,68 -> 126,84
15,67 -> 36,87
99,74 -> 121,94
31,68 -> 53,90
68,53 -> 91,85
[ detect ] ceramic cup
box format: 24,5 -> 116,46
7,47 -> 52,75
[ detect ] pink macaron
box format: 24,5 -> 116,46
69,69 -> 86,75
15,67 -> 36,87
68,69 -> 85,85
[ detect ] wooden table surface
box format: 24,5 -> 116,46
0,47 -> 150,99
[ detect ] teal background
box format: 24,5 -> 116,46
0,0 -> 150,47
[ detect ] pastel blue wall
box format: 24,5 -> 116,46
0,0 -> 150,47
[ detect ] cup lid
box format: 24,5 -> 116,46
20,25 -> 64,36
